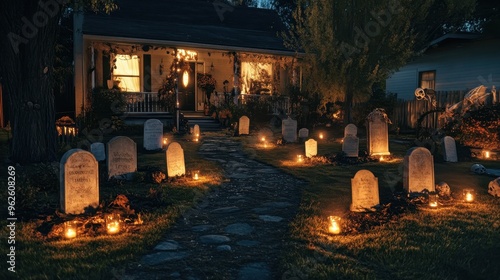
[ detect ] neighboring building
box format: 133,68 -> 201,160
74,0 -> 301,116
386,33 -> 500,100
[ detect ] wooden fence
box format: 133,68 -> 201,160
392,90 -> 468,130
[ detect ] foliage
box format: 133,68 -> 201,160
351,86 -> 397,128
197,73 -> 217,93
286,0 -> 476,122
77,87 -> 126,131
442,103 -> 500,149
157,71 -> 176,112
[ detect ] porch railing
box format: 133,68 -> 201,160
238,94 -> 291,115
123,92 -> 166,113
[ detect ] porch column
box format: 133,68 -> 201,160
233,52 -> 241,104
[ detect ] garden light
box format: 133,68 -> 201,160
64,221 -> 77,239
328,216 -> 341,234
106,213 -> 121,234
463,189 -> 475,203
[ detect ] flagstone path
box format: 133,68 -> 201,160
124,136 -> 303,279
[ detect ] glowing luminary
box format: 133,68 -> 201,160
328,216 -> 341,234
428,193 -> 438,208
297,155 -> 304,163
463,189 -> 475,202
106,214 -> 121,234
193,170 -> 200,181
64,221 -> 77,239
484,151 -> 490,159
319,133 -> 324,140
261,136 -> 266,142
379,156 -> 385,162
194,138 -> 199,142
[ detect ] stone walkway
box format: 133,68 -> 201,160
124,136 -> 303,280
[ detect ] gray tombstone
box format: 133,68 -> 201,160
282,118 -> 297,143
344,124 -> 357,137
90,142 -> 106,162
442,136 -> 458,162
239,116 -> 250,135
166,142 -> 186,177
350,170 -> 379,212
143,119 -> 163,151
298,128 -> 309,140
107,136 -> 137,180
366,109 -> 390,156
60,149 -> 99,214
193,124 -> 201,137
305,139 -> 317,158
342,135 -> 359,157
403,147 -> 435,194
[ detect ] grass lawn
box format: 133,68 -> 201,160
240,127 -> 500,280
0,128 -> 224,279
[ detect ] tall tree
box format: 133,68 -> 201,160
0,0 -> 116,164
287,0 -> 476,122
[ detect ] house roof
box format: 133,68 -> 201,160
83,0 -> 295,55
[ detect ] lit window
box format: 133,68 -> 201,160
114,54 -> 140,92
419,70 -> 435,90
241,62 -> 273,94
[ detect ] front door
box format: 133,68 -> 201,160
179,62 -> 195,111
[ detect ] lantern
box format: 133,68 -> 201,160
463,189 -> 475,203
106,213 -> 121,234
261,136 -> 266,142
319,133 -> 324,140
297,155 -> 303,163
193,170 -> 200,181
64,221 -> 77,239
328,216 -> 341,234
379,156 -> 385,162
484,150 -> 491,159
428,193 -> 438,208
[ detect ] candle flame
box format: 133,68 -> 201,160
485,151 -> 490,158
65,228 -> 76,239
465,193 -> 473,202
194,173 -> 199,180
328,216 -> 341,234
319,133 -> 323,139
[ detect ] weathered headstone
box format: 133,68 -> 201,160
107,136 -> 137,180
282,118 -> 297,143
442,136 -> 458,162
305,139 -> 317,158
166,142 -> 186,177
298,128 -> 309,140
350,170 -> 379,212
60,149 -> 99,214
403,147 -> 435,194
90,142 -> 105,161
344,123 -> 357,137
239,116 -> 250,135
366,109 -> 390,156
193,124 -> 200,137
342,135 -> 359,157
143,119 -> 163,151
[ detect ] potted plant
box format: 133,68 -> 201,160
197,73 -> 217,105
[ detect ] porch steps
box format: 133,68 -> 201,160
184,112 -> 222,132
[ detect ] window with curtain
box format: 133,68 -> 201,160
419,70 -> 436,90
114,54 -> 141,92
240,62 -> 273,94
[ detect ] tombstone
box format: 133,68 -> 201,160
282,118 -> 297,142
403,147 -> 435,194
298,128 -> 309,140
344,123 -> 357,137
90,142 -> 106,161
60,149 -> 99,214
305,139 -> 317,158
107,136 -> 137,180
193,124 -> 201,137
366,109 -> 390,156
442,136 -> 458,162
342,135 -> 359,157
166,142 -> 186,177
350,170 -> 380,212
143,119 -> 163,151
238,116 -> 250,135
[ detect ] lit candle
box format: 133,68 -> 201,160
319,133 -> 323,140
193,171 -> 200,180
463,189 -> 475,202
297,155 -> 303,163
163,138 -> 167,145
64,221 -> 77,239
264,142 -> 268,148
485,151 -> 490,159
429,194 -> 438,208
379,156 -> 384,162
261,136 -> 266,142
106,214 -> 121,234
328,216 -> 341,234
194,138 -> 199,142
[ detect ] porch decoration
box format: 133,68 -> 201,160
197,73 -> 217,105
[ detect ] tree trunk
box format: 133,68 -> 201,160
343,86 -> 354,124
0,1 -> 61,164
